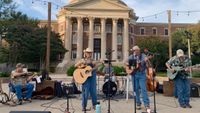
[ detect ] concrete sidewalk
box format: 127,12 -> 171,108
0,75 -> 199,113
0,91 -> 200,113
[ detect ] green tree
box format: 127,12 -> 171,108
136,36 -> 169,71
0,12 -> 66,69
172,25 -> 200,65
0,0 -> 16,19
171,29 -> 188,54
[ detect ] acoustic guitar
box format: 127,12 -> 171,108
73,66 -> 94,84
73,62 -> 102,84
125,62 -> 141,75
167,66 -> 195,80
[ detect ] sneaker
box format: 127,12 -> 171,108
24,98 -> 32,103
145,106 -> 151,113
18,99 -> 22,105
82,108 -> 86,111
93,106 -> 96,110
180,104 -> 186,108
136,104 -> 141,110
186,104 -> 192,108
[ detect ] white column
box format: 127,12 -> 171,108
101,18 -> 106,60
88,17 -> 94,51
123,18 -> 129,60
77,17 -> 83,60
64,16 -> 71,60
112,18 -> 118,60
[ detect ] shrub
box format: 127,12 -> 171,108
66,65 -> 76,76
0,72 -> 10,77
113,66 -> 125,76
192,71 -> 200,78
192,55 -> 200,65
97,64 -> 105,72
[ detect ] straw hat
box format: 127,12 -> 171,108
84,48 -> 93,53
16,63 -> 23,68
176,49 -> 184,57
132,46 -> 140,51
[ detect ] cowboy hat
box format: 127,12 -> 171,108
84,48 -> 93,53
132,45 -> 140,51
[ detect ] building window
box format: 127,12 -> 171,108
83,23 -> 89,32
152,28 -> 157,35
117,51 -> 122,60
130,27 -> 134,33
140,28 -> 145,35
93,39 -> 101,60
94,24 -> 101,33
117,24 -> 122,33
117,35 -> 122,45
72,33 -> 77,44
106,24 -> 112,33
71,50 -> 77,59
164,28 -> 168,36
72,23 -> 77,32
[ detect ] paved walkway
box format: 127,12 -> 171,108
0,74 -> 200,113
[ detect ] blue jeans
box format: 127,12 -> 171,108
82,71 -> 97,108
174,81 -> 178,98
174,76 -> 190,106
131,71 -> 150,107
13,83 -> 34,100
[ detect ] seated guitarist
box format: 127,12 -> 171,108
125,46 -> 150,111
74,48 -> 97,111
11,63 -> 34,105
166,49 -> 192,108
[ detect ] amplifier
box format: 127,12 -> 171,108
190,83 -> 200,97
163,81 -> 174,97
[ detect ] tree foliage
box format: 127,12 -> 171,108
172,25 -> 200,65
0,0 -> 16,19
4,25 -> 66,64
0,11 -> 66,67
136,37 -> 169,71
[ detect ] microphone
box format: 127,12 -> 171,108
105,49 -> 115,55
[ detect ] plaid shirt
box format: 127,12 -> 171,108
166,55 -> 192,78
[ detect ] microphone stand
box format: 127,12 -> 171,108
105,49 -> 115,113
133,75 -> 136,113
65,86 -> 70,113
129,59 -> 137,113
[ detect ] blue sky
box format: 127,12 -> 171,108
14,0 -> 200,23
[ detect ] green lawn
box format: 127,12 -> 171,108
156,72 -> 167,77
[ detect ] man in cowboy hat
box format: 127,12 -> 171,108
166,49 -> 192,108
125,45 -> 150,111
75,47 -> 98,111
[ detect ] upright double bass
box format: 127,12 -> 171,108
146,55 -> 159,92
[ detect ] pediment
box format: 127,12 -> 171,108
65,0 -> 131,11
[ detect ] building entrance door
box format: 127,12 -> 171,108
93,39 -> 101,60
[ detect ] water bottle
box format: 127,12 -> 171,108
96,102 -> 101,113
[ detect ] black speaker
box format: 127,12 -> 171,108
190,83 -> 200,97
10,111 -> 51,113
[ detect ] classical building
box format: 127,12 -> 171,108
54,0 -> 138,71
38,0 -> 195,71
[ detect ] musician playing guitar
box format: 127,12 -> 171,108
166,49 -> 192,108
11,63 -> 35,105
125,46 -> 150,112
74,48 -> 98,111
